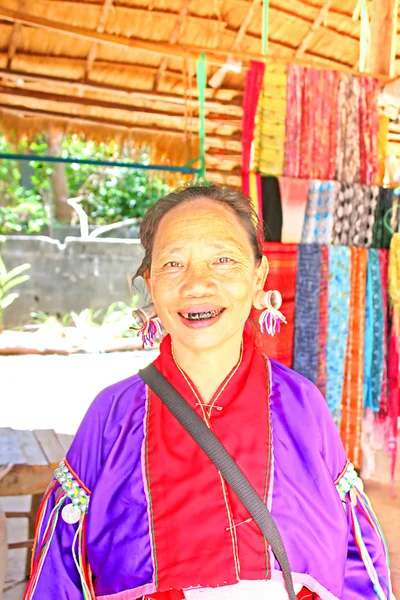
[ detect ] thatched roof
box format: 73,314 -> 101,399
0,0 -> 398,185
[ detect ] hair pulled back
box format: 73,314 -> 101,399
134,183 -> 263,279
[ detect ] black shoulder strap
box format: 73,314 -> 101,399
139,363 -> 297,600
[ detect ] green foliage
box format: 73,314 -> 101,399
0,134 -> 172,234
30,299 -> 138,340
0,255 -> 31,330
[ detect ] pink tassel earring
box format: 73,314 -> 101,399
130,303 -> 163,348
258,290 -> 287,336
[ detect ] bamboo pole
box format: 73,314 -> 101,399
367,0 -> 399,77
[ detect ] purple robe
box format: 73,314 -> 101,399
24,338 -> 393,600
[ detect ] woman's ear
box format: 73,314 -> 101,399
143,270 -> 152,296
257,255 -> 269,290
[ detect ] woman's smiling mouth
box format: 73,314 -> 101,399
178,308 -> 226,328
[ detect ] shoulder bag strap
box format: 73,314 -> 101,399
139,364 -> 297,600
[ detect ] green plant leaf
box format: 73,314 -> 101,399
1,263 -> 31,285
1,274 -> 30,294
0,292 -> 19,309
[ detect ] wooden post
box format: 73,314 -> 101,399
367,0 -> 398,76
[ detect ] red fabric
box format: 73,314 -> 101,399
388,323 -> 400,484
378,250 -> 389,416
147,587 -> 319,599
251,243 -> 298,367
278,177 -> 309,244
147,331 -> 273,591
241,60 -> 265,188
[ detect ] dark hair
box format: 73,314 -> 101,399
134,183 -> 263,279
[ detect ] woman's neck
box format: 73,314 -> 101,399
171,333 -> 243,404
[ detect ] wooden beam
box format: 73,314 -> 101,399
209,0 -> 262,89
6,0 -> 25,68
0,104 -> 241,148
153,0 -> 192,92
0,85 -> 242,128
0,68 -> 243,115
0,6 -> 358,71
84,0 -> 114,80
367,0 -> 399,76
295,0 -> 333,58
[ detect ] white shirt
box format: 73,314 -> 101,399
184,579 -> 303,599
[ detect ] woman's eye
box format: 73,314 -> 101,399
165,261 -> 182,267
216,257 -> 233,264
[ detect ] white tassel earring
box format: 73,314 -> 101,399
257,290 -> 287,336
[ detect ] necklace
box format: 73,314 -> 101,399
171,341 -> 244,420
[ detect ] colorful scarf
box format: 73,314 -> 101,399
253,64 -> 287,176
278,177 -> 309,243
261,176 -> 282,242
336,74 -> 361,184
301,180 -> 338,245
331,184 -> 379,247
253,243 -> 298,368
378,249 -> 389,416
359,76 -> 380,186
372,187 -> 394,249
327,246 -> 351,425
293,244 -> 320,385
317,245 -> 329,398
389,232 -> 400,340
241,60 -> 265,192
284,66 -> 339,180
364,249 -> 384,412
340,247 -> 368,470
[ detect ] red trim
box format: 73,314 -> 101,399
64,457 -> 91,494
334,461 -> 349,485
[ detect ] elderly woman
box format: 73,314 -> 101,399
24,185 -> 393,600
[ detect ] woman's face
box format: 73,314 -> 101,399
145,199 -> 268,353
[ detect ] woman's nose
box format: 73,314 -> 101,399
180,264 -> 217,297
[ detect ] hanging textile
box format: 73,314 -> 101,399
248,172 -> 263,222
278,177 -> 309,243
242,60 -> 265,193
359,76 -> 379,186
378,249 -> 389,416
252,242 -> 298,367
340,247 -> 368,470
301,180 -> 338,245
253,64 -> 287,176
336,74 -> 361,184
327,246 -> 351,425
317,245 -> 329,398
372,187 -> 394,249
387,233 -> 400,484
284,67 -> 340,180
261,176 -> 282,242
364,250 -> 384,412
293,244 -> 320,385
331,184 -> 378,247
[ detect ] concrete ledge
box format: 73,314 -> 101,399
1,236 -> 145,328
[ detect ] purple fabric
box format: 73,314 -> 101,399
29,361 -> 391,599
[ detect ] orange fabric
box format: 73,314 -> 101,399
340,247 -> 368,469
378,114 -> 389,185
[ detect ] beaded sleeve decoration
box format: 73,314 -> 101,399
24,459 -> 95,600
335,462 -> 394,600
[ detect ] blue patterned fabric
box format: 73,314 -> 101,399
301,180 -> 339,244
364,249 -> 384,411
327,246 -> 351,425
293,244 -> 321,385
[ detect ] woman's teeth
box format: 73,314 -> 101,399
181,309 -> 224,321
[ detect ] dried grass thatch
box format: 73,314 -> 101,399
0,0 -> 399,184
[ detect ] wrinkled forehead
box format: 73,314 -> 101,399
153,198 -> 250,253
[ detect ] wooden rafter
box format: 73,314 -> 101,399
153,0 -> 192,92
0,104 -> 241,153
0,6 -> 358,71
295,0 -> 333,58
0,68 -> 243,114
209,0 -> 262,89
0,85 -> 242,128
367,0 -> 399,76
6,0 -> 25,68
84,0 -> 114,81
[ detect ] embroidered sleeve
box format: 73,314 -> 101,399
24,459 -> 95,599
336,462 -> 395,600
